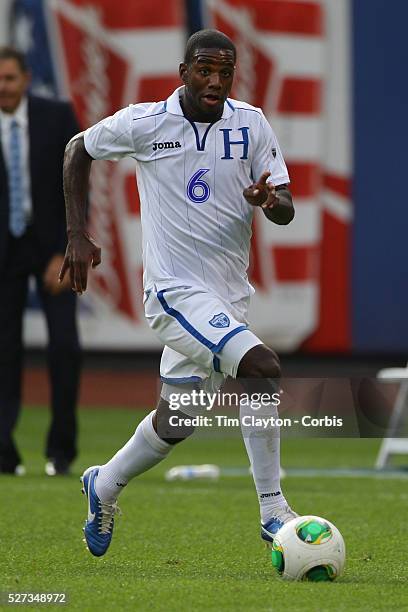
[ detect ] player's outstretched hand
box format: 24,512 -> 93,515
58,232 -> 101,294
243,171 -> 279,209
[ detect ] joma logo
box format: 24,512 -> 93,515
152,141 -> 181,151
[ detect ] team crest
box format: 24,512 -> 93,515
209,313 -> 230,328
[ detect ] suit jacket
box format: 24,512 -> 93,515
0,95 -> 80,272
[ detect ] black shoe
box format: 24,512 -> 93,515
45,458 -> 71,476
0,462 -> 26,475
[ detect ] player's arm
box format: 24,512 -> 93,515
58,133 -> 101,294
59,106 -> 138,292
243,171 -> 294,225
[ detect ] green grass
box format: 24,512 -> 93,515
1,406 -> 407,611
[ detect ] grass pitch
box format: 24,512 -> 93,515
1,406 -> 408,611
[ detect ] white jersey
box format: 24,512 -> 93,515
84,86 -> 289,304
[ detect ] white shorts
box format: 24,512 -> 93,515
144,285 -> 263,384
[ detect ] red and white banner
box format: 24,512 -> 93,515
27,0 -> 185,348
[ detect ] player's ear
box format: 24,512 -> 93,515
179,63 -> 188,83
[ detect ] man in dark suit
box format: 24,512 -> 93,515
0,46 -> 81,475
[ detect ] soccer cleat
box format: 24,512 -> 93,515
261,505 -> 298,547
80,465 -> 121,557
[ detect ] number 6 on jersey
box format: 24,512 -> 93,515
187,168 -> 210,204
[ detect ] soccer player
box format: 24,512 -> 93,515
60,29 -> 297,557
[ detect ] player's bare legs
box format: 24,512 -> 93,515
153,399 -> 196,444
82,340 -> 294,556
237,344 -> 297,542
86,342 -> 294,556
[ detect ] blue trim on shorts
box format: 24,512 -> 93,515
156,290 -> 248,355
213,356 -> 221,372
214,325 -> 247,353
161,376 -> 202,384
156,290 -> 217,350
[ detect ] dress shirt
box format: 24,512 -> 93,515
0,96 -> 32,219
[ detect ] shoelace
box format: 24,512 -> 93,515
269,506 -> 298,526
98,501 -> 121,534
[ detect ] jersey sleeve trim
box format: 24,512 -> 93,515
84,126 -> 133,159
84,106 -> 134,160
83,130 -> 100,160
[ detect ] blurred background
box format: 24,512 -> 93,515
0,0 -> 407,407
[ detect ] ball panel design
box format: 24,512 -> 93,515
269,515 -> 345,582
271,541 -> 285,574
296,518 -> 333,545
303,564 -> 337,582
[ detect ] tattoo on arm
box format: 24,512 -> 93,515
63,135 -> 93,237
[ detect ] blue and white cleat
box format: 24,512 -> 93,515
80,465 -> 121,557
261,505 -> 298,548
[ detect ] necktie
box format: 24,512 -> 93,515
8,119 -> 26,237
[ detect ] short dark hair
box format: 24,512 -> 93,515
0,46 -> 28,72
184,29 -> 236,64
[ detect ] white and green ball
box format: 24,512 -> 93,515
271,515 -> 345,581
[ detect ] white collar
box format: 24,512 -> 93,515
0,96 -> 28,127
165,86 -> 235,120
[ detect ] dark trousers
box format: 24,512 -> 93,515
0,230 -> 81,470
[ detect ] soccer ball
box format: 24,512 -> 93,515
271,515 -> 345,581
